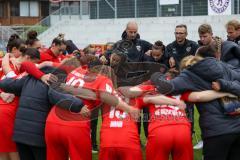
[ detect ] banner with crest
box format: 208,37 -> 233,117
208,0 -> 231,15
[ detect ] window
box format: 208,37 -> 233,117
82,1 -> 89,15
20,1 -> 39,17
10,1 -> 20,16
58,1 -> 80,15
69,2 -> 80,15
20,1 -> 29,16
0,2 -> 4,17
235,0 -> 240,14
41,1 -> 50,17
30,1 -> 39,17
50,2 -> 60,14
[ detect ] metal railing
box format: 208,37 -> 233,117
0,26 -> 17,52
21,4 -> 91,39
7,0 -> 240,45
46,0 -> 240,20
89,0 -> 239,19
20,6 -> 69,39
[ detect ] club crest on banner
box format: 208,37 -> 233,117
209,0 -> 230,14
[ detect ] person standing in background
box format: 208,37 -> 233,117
226,20 -> 240,46
166,24 -> 198,70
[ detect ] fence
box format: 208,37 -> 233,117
8,0 -> 240,49
0,26 -> 17,52
49,0 -> 240,19
20,0 -> 240,38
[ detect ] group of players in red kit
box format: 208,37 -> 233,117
43,59 -> 194,160
0,32 -> 225,160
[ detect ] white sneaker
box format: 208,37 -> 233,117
193,140 -> 203,150
91,145 -> 99,153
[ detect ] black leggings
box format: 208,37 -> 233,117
16,143 -> 46,160
185,103 -> 195,134
203,133 -> 240,160
91,107 -> 100,147
137,108 -> 149,138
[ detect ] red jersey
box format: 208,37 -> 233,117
138,84 -> 191,133
0,58 -> 3,78
20,61 -> 44,79
0,65 -> 27,152
40,49 -> 65,63
0,61 -> 21,79
100,95 -> 141,150
47,65 -> 115,128
0,61 -> 23,106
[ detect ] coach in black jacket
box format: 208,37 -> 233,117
121,21 -> 152,62
151,57 -> 240,160
166,24 -> 198,69
0,66 -> 84,160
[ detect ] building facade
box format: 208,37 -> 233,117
0,0 -> 50,26
0,0 -> 239,26
49,0 -> 240,20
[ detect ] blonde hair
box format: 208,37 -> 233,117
57,33 -> 65,41
180,55 -> 203,70
212,36 -> 222,60
226,20 -> 240,30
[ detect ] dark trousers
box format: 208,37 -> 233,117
137,108 -> 149,138
142,107 -> 149,138
91,107 -> 99,147
16,143 -> 46,160
203,133 -> 240,160
186,103 -> 195,134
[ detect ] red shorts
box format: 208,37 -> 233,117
0,106 -> 17,152
99,147 -> 142,160
146,124 -> 193,160
45,122 -> 91,160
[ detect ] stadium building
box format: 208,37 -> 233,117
0,0 -> 240,48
